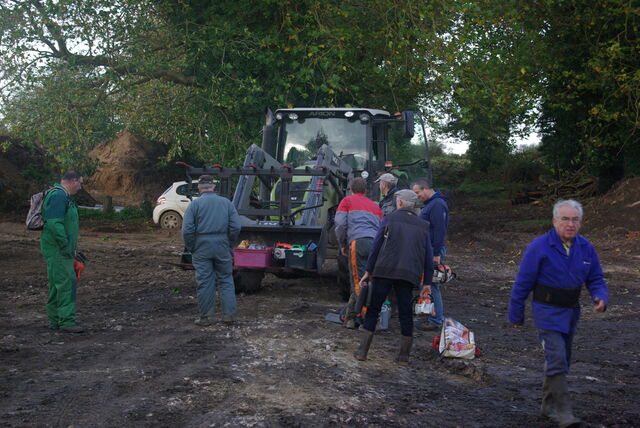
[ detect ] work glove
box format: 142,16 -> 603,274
74,260 -> 85,280
74,252 -> 88,280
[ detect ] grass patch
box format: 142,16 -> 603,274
456,180 -> 505,194
78,206 -> 150,222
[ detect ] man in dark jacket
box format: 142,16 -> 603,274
375,173 -> 400,217
412,178 -> 449,330
509,199 -> 607,427
355,189 -> 433,365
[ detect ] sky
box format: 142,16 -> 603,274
442,132 -> 541,155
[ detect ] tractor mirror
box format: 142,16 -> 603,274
261,108 -> 277,156
402,111 -> 415,138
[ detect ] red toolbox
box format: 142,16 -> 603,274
233,247 -> 273,268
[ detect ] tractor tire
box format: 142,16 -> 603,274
233,271 -> 264,294
159,210 -> 182,230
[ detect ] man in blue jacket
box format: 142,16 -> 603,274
509,199 -> 608,427
182,175 -> 241,326
355,189 -> 433,365
412,178 -> 449,330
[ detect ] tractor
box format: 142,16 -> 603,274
179,107 -> 430,295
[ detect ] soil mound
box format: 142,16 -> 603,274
583,176 -> 640,237
0,141 -> 49,212
85,131 -> 168,206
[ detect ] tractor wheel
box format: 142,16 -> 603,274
159,210 -> 182,229
233,271 -> 264,294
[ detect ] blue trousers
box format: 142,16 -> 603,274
539,329 -> 574,376
191,236 -> 236,318
428,282 -> 444,326
363,277 -> 414,336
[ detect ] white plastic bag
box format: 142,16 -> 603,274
438,317 -> 476,359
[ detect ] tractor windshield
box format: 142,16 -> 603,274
280,118 -> 367,169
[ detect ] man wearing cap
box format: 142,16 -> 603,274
375,173 -> 401,217
182,175 -> 241,326
354,189 -> 433,365
412,178 -> 450,330
334,177 -> 382,329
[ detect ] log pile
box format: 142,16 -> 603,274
540,167 -> 598,200
510,167 -> 598,205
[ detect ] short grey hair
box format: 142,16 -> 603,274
198,182 -> 215,190
553,199 -> 583,219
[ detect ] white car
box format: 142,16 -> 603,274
153,180 -> 200,229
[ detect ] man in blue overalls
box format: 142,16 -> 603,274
182,175 -> 241,326
509,199 -> 608,427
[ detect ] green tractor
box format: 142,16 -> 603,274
180,107 -> 430,295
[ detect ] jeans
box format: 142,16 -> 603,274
428,248 -> 447,326
363,277 -> 414,336
539,329 -> 574,376
428,282 -> 444,326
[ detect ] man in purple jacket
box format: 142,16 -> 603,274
509,199 -> 607,427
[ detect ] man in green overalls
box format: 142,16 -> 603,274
41,171 -> 84,333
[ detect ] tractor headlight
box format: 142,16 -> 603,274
359,113 -> 370,122
344,111 -> 354,118
275,112 -> 283,120
288,113 -> 299,120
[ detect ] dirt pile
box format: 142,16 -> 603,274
583,176 -> 640,237
0,141 -> 50,212
85,131 -> 169,206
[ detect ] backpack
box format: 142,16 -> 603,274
26,187 -> 68,230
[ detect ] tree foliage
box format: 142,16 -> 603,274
0,0 -> 638,189
0,0 -> 446,170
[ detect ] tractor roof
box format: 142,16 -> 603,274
275,107 -> 391,118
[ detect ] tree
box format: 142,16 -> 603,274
0,0 -> 447,169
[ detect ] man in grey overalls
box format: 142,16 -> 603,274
182,175 -> 241,326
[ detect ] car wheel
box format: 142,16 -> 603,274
159,210 -> 182,229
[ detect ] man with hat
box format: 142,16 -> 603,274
375,173 -> 401,217
354,189 -> 433,365
182,175 -> 241,326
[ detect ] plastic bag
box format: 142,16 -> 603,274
438,317 -> 476,359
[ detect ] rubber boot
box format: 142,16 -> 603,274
353,329 -> 374,361
540,376 -> 557,420
548,374 -> 582,428
394,335 -> 413,366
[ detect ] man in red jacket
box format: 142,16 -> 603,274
335,178 -> 382,329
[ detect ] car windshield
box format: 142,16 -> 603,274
281,118 -> 367,169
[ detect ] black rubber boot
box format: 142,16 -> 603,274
353,329 -> 374,361
394,335 -> 413,366
547,374 -> 582,428
541,376 -> 557,420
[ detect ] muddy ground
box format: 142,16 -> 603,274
1,196 -> 639,428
